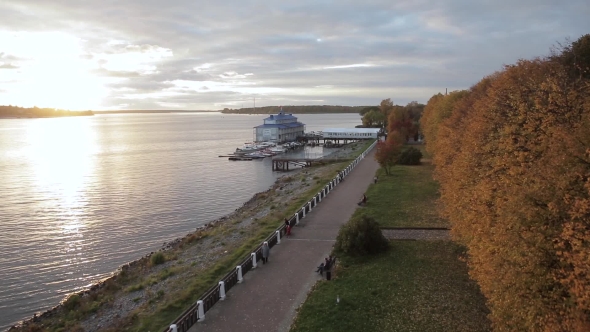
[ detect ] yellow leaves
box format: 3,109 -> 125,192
420,35 -> 590,332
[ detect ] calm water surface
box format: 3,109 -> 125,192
0,112 -> 360,329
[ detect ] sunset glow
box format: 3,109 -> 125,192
0,1 -> 587,110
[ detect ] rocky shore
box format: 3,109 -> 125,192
9,142 -> 366,332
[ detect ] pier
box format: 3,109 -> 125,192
271,157 -> 351,171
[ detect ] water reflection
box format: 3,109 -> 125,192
24,118 -> 97,271
26,118 -> 96,209
0,113 -> 363,329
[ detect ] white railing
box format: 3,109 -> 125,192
165,139 -> 377,332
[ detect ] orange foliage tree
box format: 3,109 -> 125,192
422,34 -> 590,332
374,132 -> 404,175
387,106 -> 414,141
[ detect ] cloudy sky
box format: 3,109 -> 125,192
0,1 -> 588,111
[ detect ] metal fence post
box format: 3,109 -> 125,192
197,300 -> 205,322
170,324 -> 177,332
302,206 -> 306,218
308,201 -> 312,212
251,253 -> 257,268
275,230 -> 281,244
219,281 -> 226,300
236,265 -> 243,283
295,212 -> 299,225
318,192 -> 322,202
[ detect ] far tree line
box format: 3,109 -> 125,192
358,100 -> 424,133
358,99 -> 426,174
221,105 -> 366,114
0,105 -> 93,118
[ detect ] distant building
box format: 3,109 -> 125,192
254,110 -> 305,143
322,128 -> 380,139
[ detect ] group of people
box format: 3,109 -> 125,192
315,255 -> 336,280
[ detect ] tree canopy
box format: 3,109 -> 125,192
421,34 -> 590,331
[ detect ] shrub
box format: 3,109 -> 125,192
63,294 -> 81,311
335,216 -> 389,256
397,147 -> 422,165
150,252 -> 166,265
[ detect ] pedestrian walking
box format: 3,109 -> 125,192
285,218 -> 292,236
262,242 -> 270,264
374,176 -> 378,184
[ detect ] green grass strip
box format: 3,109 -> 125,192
291,241 -> 491,332
358,163 -> 447,228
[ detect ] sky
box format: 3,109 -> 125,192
0,1 -> 588,111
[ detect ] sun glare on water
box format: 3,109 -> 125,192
0,31 -> 107,110
25,117 -> 99,231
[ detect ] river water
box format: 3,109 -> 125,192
0,112 -> 361,329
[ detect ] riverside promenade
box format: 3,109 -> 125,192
189,149 -> 379,332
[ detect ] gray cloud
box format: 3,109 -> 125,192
0,0 -> 588,109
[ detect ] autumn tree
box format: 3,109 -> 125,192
361,109 -> 385,127
379,98 -> 394,129
387,106 -> 414,141
374,131 -> 404,175
421,35 -> 590,332
419,91 -> 469,156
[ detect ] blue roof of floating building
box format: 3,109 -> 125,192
254,122 -> 304,129
263,113 -> 298,121
254,109 -> 305,129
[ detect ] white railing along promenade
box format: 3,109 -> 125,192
165,139 -> 378,332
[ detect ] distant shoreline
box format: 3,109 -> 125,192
0,114 -> 94,119
92,110 -> 216,114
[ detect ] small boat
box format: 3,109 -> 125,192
245,152 -> 266,159
269,146 -> 287,154
229,157 -> 252,161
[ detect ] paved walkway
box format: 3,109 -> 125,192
189,150 -> 380,332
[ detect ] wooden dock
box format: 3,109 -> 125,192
271,157 -> 351,171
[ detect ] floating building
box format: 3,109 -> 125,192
254,110 -> 305,143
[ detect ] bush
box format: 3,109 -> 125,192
150,252 -> 166,265
63,294 -> 81,311
397,147 -> 422,165
335,216 -> 389,256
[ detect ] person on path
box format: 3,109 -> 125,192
374,176 -> 378,184
324,257 -> 333,280
262,242 -> 270,264
285,218 -> 292,236
358,194 -> 367,206
315,262 -> 325,276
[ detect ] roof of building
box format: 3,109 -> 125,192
322,127 -> 380,133
255,122 -> 305,129
263,112 -> 298,121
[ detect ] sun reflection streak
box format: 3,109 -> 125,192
24,118 -> 98,234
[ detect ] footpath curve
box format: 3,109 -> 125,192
188,149 -> 380,332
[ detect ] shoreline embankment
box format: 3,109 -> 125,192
8,141 -> 368,332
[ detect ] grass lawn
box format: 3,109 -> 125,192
291,143 -> 491,332
290,241 -> 491,332
359,162 -> 447,228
